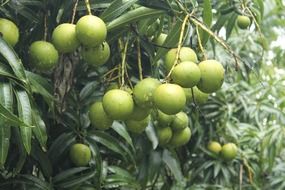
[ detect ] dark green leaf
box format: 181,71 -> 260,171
107,7 -> 165,32
101,0 -> 138,22
14,90 -> 33,154
0,82 -> 12,167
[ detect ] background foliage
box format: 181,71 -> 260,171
0,0 -> 285,189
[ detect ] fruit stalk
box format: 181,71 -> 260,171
137,38 -> 143,80
189,15 -> 240,71
119,36 -> 129,87
85,0 -> 92,15
71,0 -> 79,24
195,26 -> 207,60
44,14 -> 48,41
165,14 -> 190,80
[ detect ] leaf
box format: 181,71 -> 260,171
145,122 -> 158,149
0,37 -> 28,85
101,0 -> 138,22
30,143 -> 52,178
104,167 -> 141,189
137,0 -> 173,12
104,175 -> 141,189
25,71 -> 54,105
200,0 -> 212,45
111,121 -> 135,152
48,132 -> 76,165
162,149 -> 183,181
32,108 -> 48,149
106,7 -> 165,32
86,136 -> 103,189
213,161 -> 221,178
0,62 -> 17,80
226,13 -> 237,39
153,19 -> 183,64
0,99 -> 33,128
5,174 -> 51,190
108,165 -> 135,179
0,82 -> 12,167
14,89 -> 33,154
53,167 -> 90,183
88,131 -> 135,164
79,81 -> 100,101
255,0 -> 264,17
56,170 -> 96,189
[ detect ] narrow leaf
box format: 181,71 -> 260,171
0,82 -> 12,166
107,7 -> 165,32
32,108 -> 48,149
0,37 -> 28,84
101,0 -> 138,22
162,149 -> 183,181
15,90 -> 33,154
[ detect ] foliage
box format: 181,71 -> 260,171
0,0 -> 285,189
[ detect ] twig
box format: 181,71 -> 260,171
165,14 -> 190,80
43,13 -> 48,41
119,37 -> 130,87
85,0 -> 92,15
189,16 -> 240,71
196,26 -> 207,60
137,38 -> 143,80
71,0 -> 79,24
239,164 -> 243,190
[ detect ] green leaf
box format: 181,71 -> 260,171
20,175 -> 50,190
153,19 -> 183,64
111,121 -> 135,152
56,170 -> 96,189
226,13 -> 237,39
48,132 -> 76,165
0,62 -> 17,80
106,7 -> 165,32
25,71 -> 54,106
255,0 -> 264,17
145,122 -> 158,149
0,37 -> 28,85
200,0 -> 212,45
32,108 -> 47,149
30,143 -> 52,178
88,131 -> 135,164
86,136 -> 103,189
15,89 -> 33,154
0,100 -> 33,128
53,167 -> 90,183
0,82 -> 12,167
79,81 -> 100,101
101,0 -> 138,22
162,149 -> 183,181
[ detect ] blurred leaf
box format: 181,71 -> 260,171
111,121 -> 135,152
145,122 -> 158,149
101,0 -> 138,22
200,0 -> 212,45
55,169 -> 96,189
48,132 -> 76,165
153,19 -> 183,63
53,167 -> 89,183
107,7 -> 165,32
226,13 -> 237,39
88,131 -> 135,164
162,149 -> 183,181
